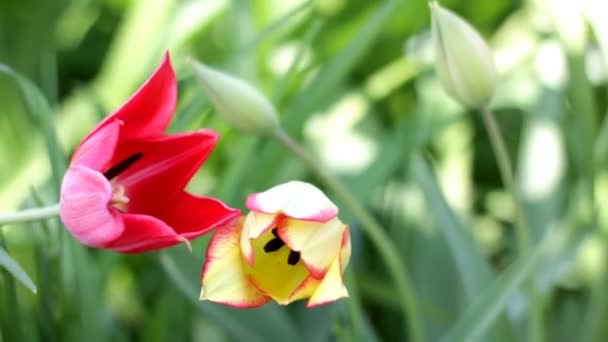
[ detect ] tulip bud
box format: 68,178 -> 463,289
430,2 -> 497,109
190,60 -> 280,135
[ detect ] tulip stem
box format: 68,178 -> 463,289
480,107 -> 542,341
480,107 -> 527,245
272,129 -> 425,342
0,204 -> 60,226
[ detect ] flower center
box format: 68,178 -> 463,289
104,152 -> 143,211
110,183 -> 129,211
263,228 -> 300,266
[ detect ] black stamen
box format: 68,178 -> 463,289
103,152 -> 143,180
264,238 -> 285,253
287,251 -> 300,266
272,228 -> 280,238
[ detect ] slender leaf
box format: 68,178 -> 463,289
0,64 -> 66,195
440,232 -> 556,342
0,246 -> 36,294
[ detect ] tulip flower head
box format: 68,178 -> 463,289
200,181 -> 351,308
190,60 -> 280,135
59,53 -> 240,253
430,2 -> 497,109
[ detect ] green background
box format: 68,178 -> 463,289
1,0 -> 607,341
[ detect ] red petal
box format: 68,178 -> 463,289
104,213 -> 181,253
81,52 -> 176,144
110,129 -> 219,215
159,193 -> 240,237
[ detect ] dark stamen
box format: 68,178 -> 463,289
264,238 -> 285,253
272,228 -> 280,238
287,251 -> 300,265
103,152 -> 143,180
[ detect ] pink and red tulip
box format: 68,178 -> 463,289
59,53 -> 239,253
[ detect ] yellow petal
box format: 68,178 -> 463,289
201,219 -> 268,308
306,255 -> 348,308
278,217 -> 345,278
340,226 -> 352,273
240,211 -> 278,265
287,276 -> 320,302
246,227 -> 310,305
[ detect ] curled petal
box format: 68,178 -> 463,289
306,255 -> 348,308
201,218 -> 269,308
277,218 -> 346,279
245,181 -> 338,222
59,165 -> 124,246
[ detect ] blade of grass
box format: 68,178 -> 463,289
411,154 -> 493,297
0,64 -> 66,197
251,0 -> 403,188
440,229 -> 559,342
160,250 -> 300,342
0,234 -> 24,342
411,154 -> 513,341
0,246 -> 36,294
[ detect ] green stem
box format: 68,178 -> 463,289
480,107 -> 542,342
272,129 -> 425,342
0,204 -> 60,226
480,107 -> 526,247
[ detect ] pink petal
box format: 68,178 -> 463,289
201,218 -> 269,308
245,181 -> 338,222
84,52 -> 176,142
59,165 -> 124,247
104,213 -> 182,253
71,119 -> 121,169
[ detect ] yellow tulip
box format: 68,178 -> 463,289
200,181 -> 351,308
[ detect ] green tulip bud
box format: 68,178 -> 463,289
430,2 -> 497,109
190,60 -> 280,135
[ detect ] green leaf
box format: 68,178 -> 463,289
0,246 -> 36,293
0,64 -> 66,195
440,232 -> 555,342
411,155 -> 494,298
160,250 -> 301,342
411,154 -> 514,341
251,0 -> 402,188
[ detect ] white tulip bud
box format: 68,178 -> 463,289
190,60 -> 280,135
430,2 -> 497,109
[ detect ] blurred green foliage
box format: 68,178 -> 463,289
1,0 -> 607,341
